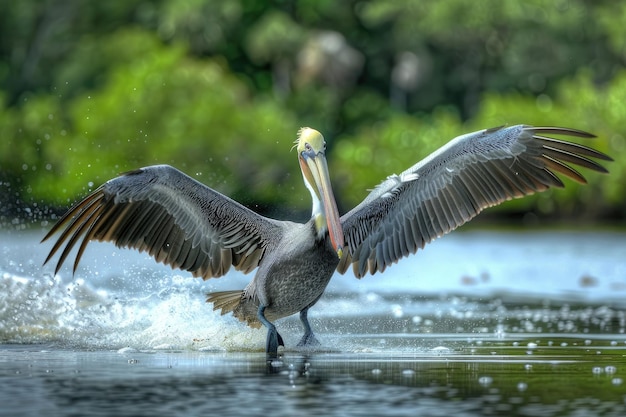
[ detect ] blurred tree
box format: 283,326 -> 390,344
0,0 -> 159,104
0,0 -> 623,225
358,0 -> 621,117
332,71 -> 619,219
1,29 -> 303,221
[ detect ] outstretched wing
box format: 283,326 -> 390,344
42,164 -> 284,278
338,125 -> 611,278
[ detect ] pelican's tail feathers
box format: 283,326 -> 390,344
207,290 -> 244,315
206,290 -> 262,329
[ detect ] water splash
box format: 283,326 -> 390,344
0,270 -> 264,351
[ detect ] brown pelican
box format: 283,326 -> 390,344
42,125 -> 611,355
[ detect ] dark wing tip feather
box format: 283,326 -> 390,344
542,155 -> 588,184
42,192 -> 105,271
529,127 -> 612,162
530,126 -> 596,138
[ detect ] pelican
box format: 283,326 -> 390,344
42,125 -> 611,355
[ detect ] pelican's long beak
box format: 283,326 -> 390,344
298,139 -> 344,259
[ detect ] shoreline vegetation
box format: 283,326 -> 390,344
1,1 -> 623,226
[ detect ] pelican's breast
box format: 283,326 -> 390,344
257,221 -> 339,319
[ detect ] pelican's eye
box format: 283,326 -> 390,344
302,142 -> 313,157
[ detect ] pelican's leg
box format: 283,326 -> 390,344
258,305 -> 284,356
297,307 -> 321,347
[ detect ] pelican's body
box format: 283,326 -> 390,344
42,125 -> 611,355
210,218 -> 339,347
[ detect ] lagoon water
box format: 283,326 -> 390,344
1,228 -> 626,416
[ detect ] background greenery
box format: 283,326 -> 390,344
1,0 -> 624,228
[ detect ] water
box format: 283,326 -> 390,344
1,228 -> 626,416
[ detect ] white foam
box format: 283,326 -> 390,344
0,270 -> 264,351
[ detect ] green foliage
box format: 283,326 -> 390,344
332,109 -> 462,209
359,0 -> 618,116
0,93 -> 65,197
2,29 -> 301,212
245,11 -> 306,64
332,71 -> 619,217
0,0 -> 624,224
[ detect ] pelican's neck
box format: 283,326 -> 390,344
304,179 -> 327,240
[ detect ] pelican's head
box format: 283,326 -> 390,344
296,127 -> 344,259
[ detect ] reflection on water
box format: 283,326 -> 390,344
1,340 -> 626,417
1,228 -> 626,415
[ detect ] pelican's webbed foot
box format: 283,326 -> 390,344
296,307 -> 321,347
267,327 -> 285,355
258,305 -> 284,357
297,332 -> 320,347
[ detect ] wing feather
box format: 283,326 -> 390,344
339,125 -> 611,278
42,164 -> 284,279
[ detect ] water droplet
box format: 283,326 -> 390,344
478,376 -> 493,386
